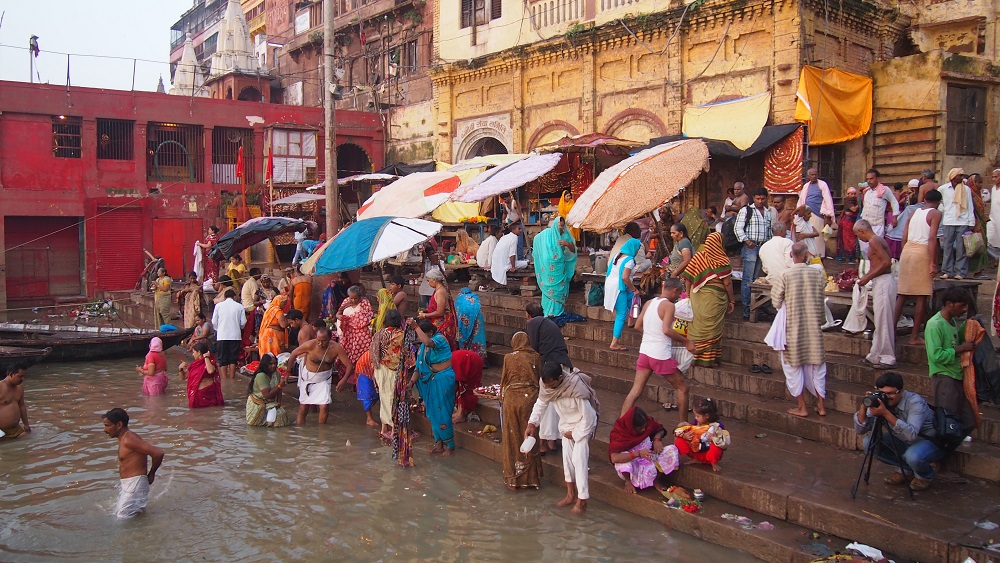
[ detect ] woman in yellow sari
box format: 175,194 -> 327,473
258,295 -> 290,357
227,255 -> 248,296
373,287 -> 397,332
679,232 -> 735,367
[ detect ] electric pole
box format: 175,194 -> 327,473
324,0 -> 339,237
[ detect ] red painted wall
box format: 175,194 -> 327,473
0,80 -> 384,299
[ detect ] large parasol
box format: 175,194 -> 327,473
301,216 -> 442,275
209,216 -> 309,261
450,153 -> 564,203
356,171 -> 461,220
565,139 -> 710,233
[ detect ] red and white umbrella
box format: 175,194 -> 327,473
356,171 -> 461,220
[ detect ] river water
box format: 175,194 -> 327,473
0,350 -> 751,562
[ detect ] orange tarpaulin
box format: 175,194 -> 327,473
794,66 -> 873,146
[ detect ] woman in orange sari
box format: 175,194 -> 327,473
258,295 -> 290,357
290,266 -> 313,321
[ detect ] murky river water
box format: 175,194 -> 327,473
1,350 -> 751,562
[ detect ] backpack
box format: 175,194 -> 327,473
721,205 -> 753,255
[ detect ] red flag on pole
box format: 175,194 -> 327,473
237,145 -> 248,223
236,145 -> 244,179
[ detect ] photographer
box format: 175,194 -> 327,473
854,371 -> 943,491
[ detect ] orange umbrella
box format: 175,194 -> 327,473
566,139 -> 710,233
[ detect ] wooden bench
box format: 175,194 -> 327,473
471,266 -> 537,295
748,281 -> 870,323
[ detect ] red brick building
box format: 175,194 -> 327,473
0,80 -> 383,309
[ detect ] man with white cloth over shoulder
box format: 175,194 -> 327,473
525,362 -> 600,515
490,222 -> 528,287
767,242 -> 827,418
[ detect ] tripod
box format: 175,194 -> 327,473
851,414 -> 914,500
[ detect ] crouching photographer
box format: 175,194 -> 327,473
854,371 -> 943,492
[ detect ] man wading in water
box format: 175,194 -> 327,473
102,408 -> 165,519
288,326 -> 353,425
0,364 -> 31,440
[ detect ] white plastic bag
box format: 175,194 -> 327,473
674,298 -> 694,322
841,282 -> 870,334
266,408 -> 277,424
672,345 -> 693,373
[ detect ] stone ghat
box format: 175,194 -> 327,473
362,277 -> 1000,563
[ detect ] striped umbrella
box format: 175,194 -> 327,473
566,139 -> 710,233
356,171 -> 461,220
302,216 -> 442,275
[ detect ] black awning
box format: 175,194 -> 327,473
640,123 -> 802,159
374,161 -> 438,176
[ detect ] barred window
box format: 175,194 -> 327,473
97,119 -> 134,161
52,116 -> 82,158
147,122 -> 205,182
946,84 -> 986,156
212,127 -> 255,184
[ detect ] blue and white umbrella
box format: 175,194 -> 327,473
302,216 -> 442,275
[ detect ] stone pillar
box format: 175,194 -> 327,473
435,77 -> 454,164
0,216 -> 6,321
581,43 -> 597,132
772,0 -> 802,123
511,60 -> 525,153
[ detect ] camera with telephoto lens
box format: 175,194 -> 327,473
863,391 -> 889,409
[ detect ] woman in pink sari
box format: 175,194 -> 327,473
135,337 -> 169,395
179,342 -> 224,408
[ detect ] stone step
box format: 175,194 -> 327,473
486,345 -> 1000,482
461,369 -> 1000,563
411,417 -> 866,563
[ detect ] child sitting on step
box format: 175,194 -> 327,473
674,398 -> 730,472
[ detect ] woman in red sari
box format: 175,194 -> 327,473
195,225 -> 221,282
418,269 -> 457,350
451,349 -> 484,423
179,342 -> 224,408
336,285 -> 375,371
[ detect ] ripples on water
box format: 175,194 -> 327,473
0,351 -> 750,562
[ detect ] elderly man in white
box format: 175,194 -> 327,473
799,168 -> 835,257
938,168 -> 975,279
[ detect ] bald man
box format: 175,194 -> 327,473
854,219 -> 897,369
771,242 -> 827,417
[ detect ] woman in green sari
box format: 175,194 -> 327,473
680,232 -> 736,367
246,353 -> 290,427
532,216 -> 578,317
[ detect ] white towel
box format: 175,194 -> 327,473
842,282 -> 870,334
193,241 -> 204,282
764,305 -> 787,351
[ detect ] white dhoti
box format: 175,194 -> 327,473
780,353 -> 827,399
808,213 -> 827,258
866,274 -> 897,366
298,359 -> 334,405
116,475 -> 150,519
562,436 -> 591,500
373,364 -> 397,428
538,408 -> 561,441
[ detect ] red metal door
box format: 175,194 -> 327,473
4,216 -> 82,300
95,207 -> 144,291
153,218 -> 203,278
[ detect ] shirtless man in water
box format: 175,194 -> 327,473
0,365 -> 31,440
288,327 -> 353,425
102,408 -> 165,519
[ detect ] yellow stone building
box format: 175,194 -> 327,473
431,0 -> 918,207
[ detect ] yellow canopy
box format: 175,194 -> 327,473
682,92 -> 771,151
794,66 -> 872,146
431,155 -> 525,222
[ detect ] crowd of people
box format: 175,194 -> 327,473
4,169 -> 997,520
